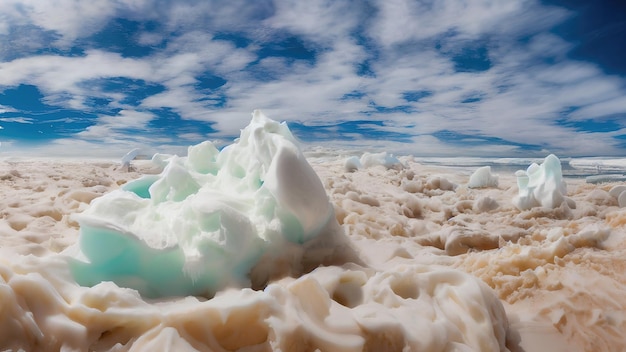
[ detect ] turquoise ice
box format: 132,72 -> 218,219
68,111 -> 335,298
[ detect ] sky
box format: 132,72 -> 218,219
0,0 -> 625,158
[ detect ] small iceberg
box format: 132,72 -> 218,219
67,111 -> 340,298
513,154 -> 573,210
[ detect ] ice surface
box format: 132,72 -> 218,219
68,110 -> 338,297
513,154 -> 572,210
468,165 -> 499,188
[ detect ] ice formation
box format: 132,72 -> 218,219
344,152 -> 404,172
585,174 -> 626,184
68,110 -> 340,297
120,148 -> 141,168
468,166 -> 499,188
513,154 -> 573,210
609,185 -> 626,207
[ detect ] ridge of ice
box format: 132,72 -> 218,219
121,148 -> 141,167
68,110 -> 337,297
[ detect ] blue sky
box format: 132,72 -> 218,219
0,0 -> 624,158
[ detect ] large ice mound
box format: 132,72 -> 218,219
344,152 -> 404,172
513,154 -> 573,210
68,110 -> 340,297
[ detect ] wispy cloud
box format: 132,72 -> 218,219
0,0 -> 624,157
0,117 -> 33,123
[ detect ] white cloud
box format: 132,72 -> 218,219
0,50 -> 152,90
570,96 -> 626,120
268,0 -> 361,42
0,0 -> 117,45
0,105 -> 18,114
77,109 -> 155,141
366,0 -> 563,47
0,0 -> 624,157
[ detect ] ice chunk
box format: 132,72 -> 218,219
467,166 -> 499,188
608,185 -> 626,199
619,192 -> 626,208
513,154 -> 571,210
121,148 -> 141,169
344,156 -> 361,172
360,152 -> 404,169
68,110 -> 337,297
608,185 -> 626,207
344,152 -> 404,171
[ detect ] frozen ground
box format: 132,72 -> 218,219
0,152 -> 625,351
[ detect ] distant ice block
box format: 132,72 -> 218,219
467,166 -> 499,188
121,148 -> 141,168
585,174 -> 626,184
68,110 -> 338,297
513,154 -> 572,210
344,152 -> 404,171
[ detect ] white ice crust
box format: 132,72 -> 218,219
69,110 -> 336,297
344,152 -> 404,172
468,165 -> 499,189
513,154 -> 572,210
